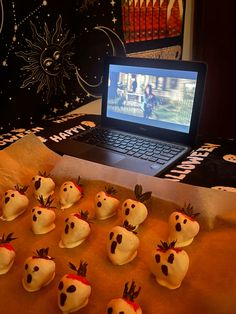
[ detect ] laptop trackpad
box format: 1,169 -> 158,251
115,157 -> 156,175
79,147 -> 125,166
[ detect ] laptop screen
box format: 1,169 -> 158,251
106,64 -> 198,134
102,57 -> 206,145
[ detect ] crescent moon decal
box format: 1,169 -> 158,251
0,0 -> 4,34
75,67 -> 103,98
76,26 -> 126,98
94,26 -> 126,57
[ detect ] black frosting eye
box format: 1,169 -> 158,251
32,177 -> 35,181
109,232 -> 114,240
71,222 -> 75,229
168,253 -> 174,264
4,192 -> 7,195
155,254 -> 161,263
32,208 -> 35,212
183,219 -> 187,224
107,307 -> 113,314
64,188 -> 67,192
58,281 -> 64,290
25,264 -> 28,270
37,211 -> 42,215
175,215 -> 179,220
131,204 -> 135,208
11,193 -> 15,197
119,312 -> 125,314
65,218 -> 69,222
116,234 -> 122,244
33,266 -> 39,272
124,202 -> 127,207
67,285 -> 76,293
70,186 -> 73,189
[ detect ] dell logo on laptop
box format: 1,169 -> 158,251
139,126 -> 147,132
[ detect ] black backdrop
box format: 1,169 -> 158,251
0,0 -> 185,132
0,0 -> 125,131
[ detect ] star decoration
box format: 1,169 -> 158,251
112,16 -> 117,24
110,0 -> 115,6
64,102 -> 70,108
75,96 -> 80,102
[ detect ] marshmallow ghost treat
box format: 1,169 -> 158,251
95,186 -> 120,220
120,184 -> 152,230
22,248 -> 55,292
168,203 -> 200,247
32,172 -> 55,200
31,195 -> 56,235
107,223 -> 139,266
0,233 -> 16,275
59,210 -> 91,248
107,281 -> 142,314
59,177 -> 83,210
150,241 -> 189,289
58,261 -> 91,313
1,185 -> 29,221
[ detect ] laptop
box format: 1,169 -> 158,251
49,56 -> 207,176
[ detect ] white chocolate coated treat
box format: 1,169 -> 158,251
59,213 -> 91,248
150,246 -> 189,289
95,191 -> 120,220
107,226 -> 139,265
0,246 -> 15,275
59,181 -> 82,209
31,206 -> 56,234
22,256 -> 55,292
168,211 -> 200,247
107,298 -> 142,314
32,175 -> 55,200
211,186 -> 236,193
1,189 -> 29,221
120,199 -> 148,230
58,274 -> 91,313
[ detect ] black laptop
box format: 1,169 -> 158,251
50,56 -> 207,176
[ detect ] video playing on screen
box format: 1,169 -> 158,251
106,64 -> 198,134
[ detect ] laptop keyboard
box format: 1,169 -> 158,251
74,127 -> 185,165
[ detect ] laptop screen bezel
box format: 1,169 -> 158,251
101,56 -> 207,146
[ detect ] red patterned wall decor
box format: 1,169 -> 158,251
122,0 -> 184,43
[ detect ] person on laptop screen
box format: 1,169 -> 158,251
107,64 -> 198,134
143,84 -> 157,119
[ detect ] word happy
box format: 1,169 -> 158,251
49,124 -> 86,143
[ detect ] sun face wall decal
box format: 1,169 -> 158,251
15,15 -> 75,103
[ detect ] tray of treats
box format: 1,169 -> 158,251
1,135 -> 236,314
